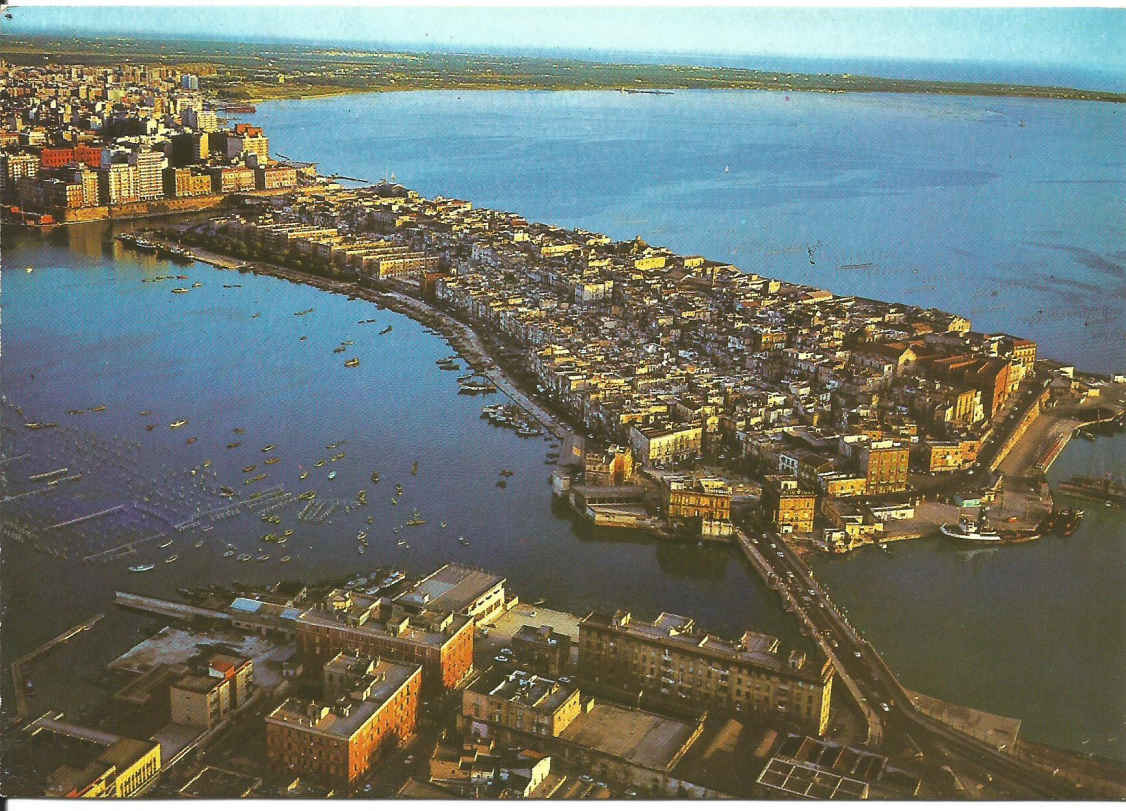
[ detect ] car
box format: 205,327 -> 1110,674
880,702 -> 891,712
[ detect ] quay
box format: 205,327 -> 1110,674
9,614 -> 104,721
113,591 -> 231,623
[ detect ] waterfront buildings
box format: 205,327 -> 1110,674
0,60 -> 297,220
295,589 -> 474,691
578,610 -> 833,734
392,563 -> 510,625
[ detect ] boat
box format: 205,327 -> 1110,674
940,510 -> 1002,544
262,444 -> 275,452
164,555 -> 179,564
344,357 -> 360,368
328,471 -> 337,480
169,419 -> 188,429
129,563 -> 156,573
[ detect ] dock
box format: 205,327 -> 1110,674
9,614 -> 104,721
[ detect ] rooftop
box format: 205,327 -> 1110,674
266,658 -> 419,740
470,668 -> 577,715
556,702 -> 699,772
394,563 -> 504,614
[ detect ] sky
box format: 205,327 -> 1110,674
5,5 -> 1126,76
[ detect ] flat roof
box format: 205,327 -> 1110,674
556,703 -> 697,772
395,563 -> 504,613
582,611 -> 826,683
267,659 -> 419,740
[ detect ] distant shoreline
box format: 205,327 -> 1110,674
2,35 -> 1123,105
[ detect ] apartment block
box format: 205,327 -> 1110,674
578,610 -> 833,734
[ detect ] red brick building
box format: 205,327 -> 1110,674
266,658 -> 421,790
295,590 -> 474,693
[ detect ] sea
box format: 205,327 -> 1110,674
2,88 -> 1123,760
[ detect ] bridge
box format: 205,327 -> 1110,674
736,525 -> 1085,798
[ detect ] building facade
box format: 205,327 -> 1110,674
578,610 -> 833,734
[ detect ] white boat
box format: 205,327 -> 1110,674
129,563 -> 156,573
940,512 -> 1002,544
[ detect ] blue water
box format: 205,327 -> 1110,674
3,88 -> 1124,761
250,89 -> 1126,375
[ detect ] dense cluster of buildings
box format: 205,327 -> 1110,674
202,179 -> 1039,548
0,60 -> 304,221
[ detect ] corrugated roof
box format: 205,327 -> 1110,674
230,597 -> 263,614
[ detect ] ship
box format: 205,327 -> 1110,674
940,509 -> 1001,544
128,563 -> 156,573
344,357 -> 360,368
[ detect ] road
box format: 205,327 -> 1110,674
738,524 -> 1086,799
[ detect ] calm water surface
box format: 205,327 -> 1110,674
3,89 -> 1124,760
